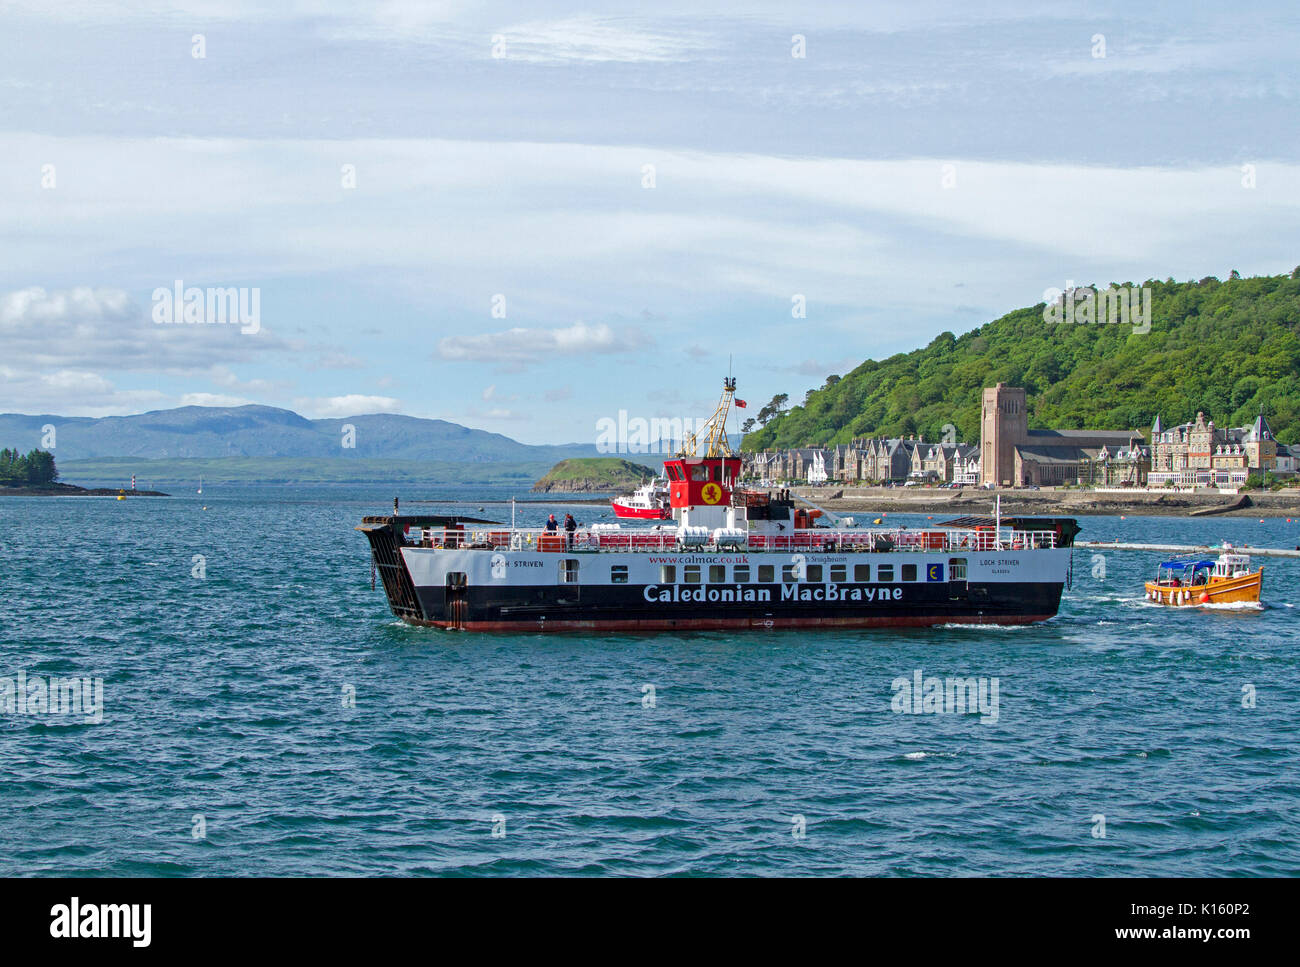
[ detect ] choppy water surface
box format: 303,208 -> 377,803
2,486 -> 1297,876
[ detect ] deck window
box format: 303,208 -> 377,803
758,564 -> 775,583
877,564 -> 895,583
661,564 -> 676,583
559,559 -> 580,584
782,564 -> 798,583
611,565 -> 628,584
948,558 -> 967,581
901,564 -> 918,582
830,564 -> 847,583
709,565 -> 726,583
684,564 -> 701,584
804,564 -> 824,583
854,564 -> 870,582
733,564 -> 751,583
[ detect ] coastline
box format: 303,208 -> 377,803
491,487 -> 1300,517
789,486 -> 1300,518
0,483 -> 170,497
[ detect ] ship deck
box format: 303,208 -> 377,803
400,523 -> 1064,554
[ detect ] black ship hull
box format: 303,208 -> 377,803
404,581 -> 1064,631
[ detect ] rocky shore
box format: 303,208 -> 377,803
0,483 -> 170,497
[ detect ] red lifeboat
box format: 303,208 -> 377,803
663,456 -> 740,509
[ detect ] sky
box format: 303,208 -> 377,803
1,0 -> 1297,444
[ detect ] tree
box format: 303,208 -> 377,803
24,449 -> 58,485
755,393 -> 790,427
0,448 -> 58,487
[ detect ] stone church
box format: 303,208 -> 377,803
980,384 -> 1145,486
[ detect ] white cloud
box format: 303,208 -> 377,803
0,365 -> 166,416
294,394 -> 403,417
438,322 -> 646,364
179,392 -> 256,407
0,285 -> 288,371
497,17 -> 715,64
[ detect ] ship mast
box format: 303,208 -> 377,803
678,377 -> 737,459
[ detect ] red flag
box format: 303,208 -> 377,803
735,399 -> 748,408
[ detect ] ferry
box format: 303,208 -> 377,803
611,476 -> 670,520
358,378 -> 1081,632
1144,547 -> 1263,606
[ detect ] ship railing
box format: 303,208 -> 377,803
407,526 -> 1057,553
744,528 -> 1056,552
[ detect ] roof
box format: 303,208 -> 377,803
1247,411 -> 1273,442
1014,445 -> 1093,465
1158,559 -> 1216,570
1027,428 -> 1142,442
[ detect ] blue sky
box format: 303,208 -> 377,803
1,1 -> 1297,443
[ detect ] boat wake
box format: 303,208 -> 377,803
937,622 -> 1031,631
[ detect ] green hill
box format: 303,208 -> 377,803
532,458 -> 659,493
744,270 -> 1300,449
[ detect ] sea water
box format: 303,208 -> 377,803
1,486 -> 1297,876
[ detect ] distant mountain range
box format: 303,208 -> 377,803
0,405 -> 601,463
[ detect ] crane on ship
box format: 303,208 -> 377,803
678,376 -> 739,459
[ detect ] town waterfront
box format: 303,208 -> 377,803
2,486 -> 1297,876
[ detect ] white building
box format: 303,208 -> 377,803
806,450 -> 828,484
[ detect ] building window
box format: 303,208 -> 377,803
854,563 -> 870,582
901,564 -> 917,582
804,564 -> 824,583
758,564 -> 775,583
684,564 -> 701,584
733,565 -> 751,583
831,564 -> 847,583
661,564 -> 676,583
878,564 -> 895,582
709,565 -> 726,583
611,565 -> 628,584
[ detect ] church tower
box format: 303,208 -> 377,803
981,383 -> 1027,486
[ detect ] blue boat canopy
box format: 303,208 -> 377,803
1157,559 -> 1215,570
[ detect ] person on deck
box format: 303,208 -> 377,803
545,514 -> 559,533
564,513 -> 578,549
